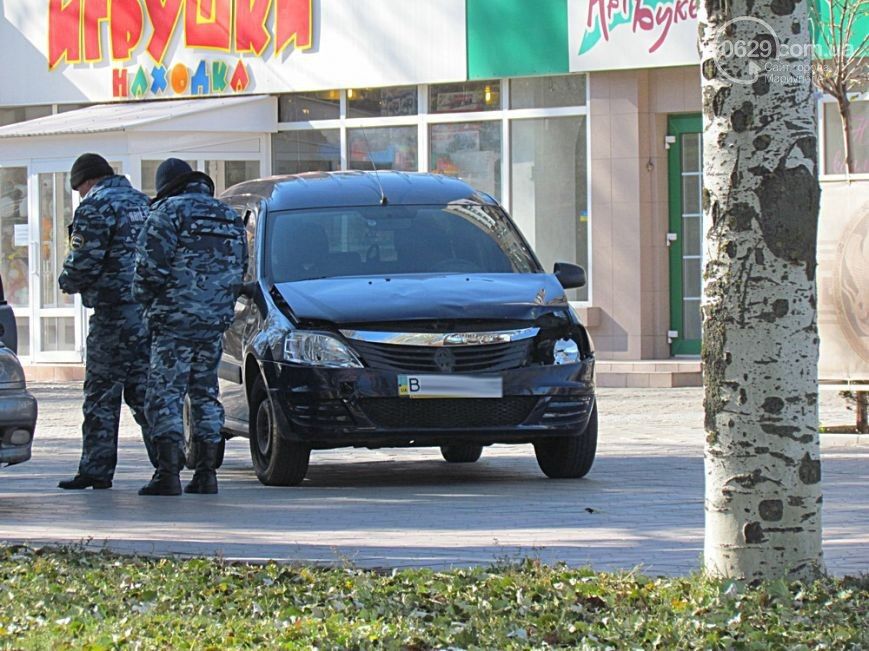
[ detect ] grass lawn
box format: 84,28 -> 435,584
0,545 -> 865,649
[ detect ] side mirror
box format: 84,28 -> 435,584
553,262 -> 586,290
238,281 -> 257,299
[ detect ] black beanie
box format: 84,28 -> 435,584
69,153 -> 113,191
154,157 -> 214,200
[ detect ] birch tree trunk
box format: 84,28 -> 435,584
699,0 -> 825,580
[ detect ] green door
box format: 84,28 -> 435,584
667,115 -> 703,356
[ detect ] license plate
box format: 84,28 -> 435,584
398,374 -> 503,399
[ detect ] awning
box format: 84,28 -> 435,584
0,95 -> 276,139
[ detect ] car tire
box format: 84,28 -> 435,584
440,444 -> 483,463
182,394 -> 226,470
249,377 -> 310,486
534,402 -> 598,479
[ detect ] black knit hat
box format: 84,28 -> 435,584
154,158 -> 214,200
69,153 -> 113,191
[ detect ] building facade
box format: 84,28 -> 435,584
0,0 -> 865,385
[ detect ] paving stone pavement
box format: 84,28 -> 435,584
0,383 -> 866,576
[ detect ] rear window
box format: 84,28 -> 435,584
265,203 -> 539,282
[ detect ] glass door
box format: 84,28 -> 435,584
0,165 -> 31,357
667,115 -> 703,356
28,161 -> 85,362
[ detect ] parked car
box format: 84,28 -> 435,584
204,171 -> 596,486
0,275 -> 37,467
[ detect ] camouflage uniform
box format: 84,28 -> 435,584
58,175 -> 152,482
133,178 -> 247,450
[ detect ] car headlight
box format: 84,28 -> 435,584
283,332 -> 364,368
553,338 -> 580,365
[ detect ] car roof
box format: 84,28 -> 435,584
220,171 -> 499,210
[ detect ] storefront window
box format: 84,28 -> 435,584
38,172 -> 74,310
0,167 -> 29,307
0,167 -> 30,355
141,160 -> 197,198
205,160 -> 261,195
430,122 -> 502,199
36,171 -> 76,355
429,81 -> 501,113
510,75 -> 586,110
278,91 -> 341,122
511,117 -> 588,301
40,317 -> 75,353
272,130 -> 341,175
0,105 -> 52,127
823,101 -> 868,175
347,86 -> 418,118
348,127 -> 417,171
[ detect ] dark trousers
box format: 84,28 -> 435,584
145,332 -> 224,447
78,304 -> 150,480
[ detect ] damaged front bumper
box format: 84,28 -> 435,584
260,357 -> 595,449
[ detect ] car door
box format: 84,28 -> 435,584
219,201 -> 260,432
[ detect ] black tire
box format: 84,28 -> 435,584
182,394 -> 226,470
440,444 -> 483,463
534,403 -> 598,479
248,377 -> 310,486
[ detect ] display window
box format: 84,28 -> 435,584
429,122 -> 502,200
348,127 -> 417,171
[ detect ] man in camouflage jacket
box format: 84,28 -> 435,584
134,158 -> 247,496
58,153 -> 153,490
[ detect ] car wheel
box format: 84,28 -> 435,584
182,394 -> 225,470
248,377 -> 310,486
440,444 -> 483,463
534,402 -> 598,479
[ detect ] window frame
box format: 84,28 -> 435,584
818,93 -> 869,181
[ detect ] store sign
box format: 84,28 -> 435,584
2,0 -> 466,106
568,0 -> 700,71
47,0 -> 313,98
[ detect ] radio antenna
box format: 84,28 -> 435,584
358,125 -> 389,205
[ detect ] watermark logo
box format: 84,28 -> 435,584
711,16 -> 824,86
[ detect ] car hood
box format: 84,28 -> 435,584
274,274 -> 570,325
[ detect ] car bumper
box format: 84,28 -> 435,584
262,358 -> 595,448
0,388 -> 37,466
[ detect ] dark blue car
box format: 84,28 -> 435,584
211,171 -> 596,486
0,275 -> 37,468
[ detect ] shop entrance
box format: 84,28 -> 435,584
28,161 -> 86,363
667,114 -> 703,356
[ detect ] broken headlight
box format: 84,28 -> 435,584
283,332 -> 364,368
553,338 -> 580,365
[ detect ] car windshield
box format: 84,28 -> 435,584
265,203 -> 540,282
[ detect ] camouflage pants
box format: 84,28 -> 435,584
78,304 -> 151,480
145,333 -> 224,447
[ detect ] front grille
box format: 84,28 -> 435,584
359,397 -> 538,428
351,339 -> 533,373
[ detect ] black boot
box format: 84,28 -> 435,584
58,474 -> 112,490
138,440 -> 183,496
184,441 -> 219,494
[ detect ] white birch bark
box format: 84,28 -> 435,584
699,0 -> 825,580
